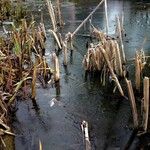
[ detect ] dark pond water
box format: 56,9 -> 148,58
11,0 -> 150,150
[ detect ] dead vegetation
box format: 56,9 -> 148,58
0,18 -> 61,146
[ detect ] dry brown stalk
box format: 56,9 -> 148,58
142,77 -> 149,131
135,50 -> 146,91
117,16 -> 126,63
104,0 -> 109,34
135,52 -> 141,91
63,41 -> 68,66
99,46 -> 124,96
52,53 -> 60,82
56,0 -> 63,27
45,0 -> 57,32
125,79 -> 139,128
72,0 -> 105,38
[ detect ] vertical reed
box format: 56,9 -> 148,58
52,53 -> 60,82
31,64 -> 37,100
135,52 -> 141,91
126,79 -> 139,128
117,16 -> 126,63
104,0 -> 109,34
100,46 -> 124,96
63,41 -> 68,66
56,0 -> 63,27
45,0 -> 57,31
142,77 -> 149,131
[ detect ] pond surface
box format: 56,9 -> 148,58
12,0 -> 150,150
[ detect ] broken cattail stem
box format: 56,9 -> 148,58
63,41 -> 68,66
117,16 -> 126,63
31,64 -> 37,100
135,52 -> 141,91
39,140 -> 43,150
52,53 -> 60,82
49,29 -> 62,49
142,77 -> 149,131
125,79 -> 139,128
81,121 -> 92,150
56,0 -> 63,27
114,40 -> 123,76
45,0 -> 57,31
104,0 -> 109,34
72,0 -> 105,38
100,46 -> 124,96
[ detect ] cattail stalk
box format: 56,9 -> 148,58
100,46 -> 124,96
104,0 -> 109,34
117,16 -> 126,63
81,121 -> 92,150
72,0 -> 105,38
142,77 -> 149,131
45,0 -> 57,32
135,52 -> 141,91
126,79 -> 139,128
31,64 -> 37,100
56,0 -> 63,27
63,41 -> 68,66
52,53 -> 60,82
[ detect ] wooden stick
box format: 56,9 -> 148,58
104,0 -> 109,34
72,0 -> 105,38
142,77 -> 149,131
125,79 -> 139,128
81,121 -> 92,150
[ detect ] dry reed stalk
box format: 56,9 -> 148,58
31,64 -> 37,100
52,53 -> 60,82
113,40 -> 123,76
45,0 -> 57,32
63,41 -> 68,66
142,77 -> 149,131
117,16 -> 126,63
39,140 -> 43,150
99,46 -> 124,96
49,29 -> 62,49
125,79 -> 139,128
104,0 -> 109,34
56,0 -> 63,27
72,0 -> 105,38
81,121 -> 92,150
135,51 -> 141,91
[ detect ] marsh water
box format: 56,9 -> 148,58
11,0 -> 150,150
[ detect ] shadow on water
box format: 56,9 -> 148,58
10,0 -> 150,150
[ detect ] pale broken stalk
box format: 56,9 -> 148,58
52,53 -> 60,82
100,46 -> 124,96
45,0 -> 57,32
142,77 -> 149,131
117,16 -> 126,63
135,52 -> 141,91
81,120 -> 92,150
104,0 -> 109,34
125,79 -> 139,128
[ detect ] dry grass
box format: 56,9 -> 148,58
0,19 -> 56,145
